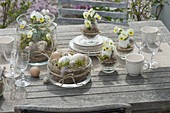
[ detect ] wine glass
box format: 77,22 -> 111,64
1,43 -> 17,78
134,35 -> 146,54
146,34 -> 162,69
15,50 -> 30,87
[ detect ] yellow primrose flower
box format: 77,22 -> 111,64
30,10 -> 37,20
113,26 -> 119,33
19,20 -> 26,29
119,34 -> 125,41
84,20 -> 91,28
127,28 -> 134,36
27,31 -> 33,38
109,41 -> 114,45
83,11 -> 88,19
39,17 -> 45,23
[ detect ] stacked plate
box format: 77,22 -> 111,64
69,35 -> 112,56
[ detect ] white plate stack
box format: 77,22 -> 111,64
69,35 -> 112,56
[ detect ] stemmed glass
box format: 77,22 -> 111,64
1,43 -> 17,78
146,34 -> 162,69
15,50 -> 30,87
1,43 -> 18,99
134,35 -> 146,54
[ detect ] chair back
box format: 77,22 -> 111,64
14,103 -> 131,113
57,0 -> 128,25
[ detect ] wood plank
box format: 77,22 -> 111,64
26,81 -> 170,98
59,8 -> 127,18
58,0 -> 127,8
25,89 -> 170,111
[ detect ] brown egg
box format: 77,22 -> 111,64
30,67 -> 40,78
50,51 -> 61,60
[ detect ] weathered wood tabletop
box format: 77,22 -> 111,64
0,20 -> 170,113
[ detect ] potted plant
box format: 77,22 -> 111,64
16,9 -> 57,66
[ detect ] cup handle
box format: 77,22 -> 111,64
141,61 -> 149,73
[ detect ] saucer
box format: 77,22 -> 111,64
73,35 -> 103,47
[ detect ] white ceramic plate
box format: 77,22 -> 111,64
73,35 -> 103,47
69,40 -> 101,56
49,74 -> 91,88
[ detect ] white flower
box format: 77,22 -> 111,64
83,11 -> 89,19
44,15 -> 51,22
28,42 -> 34,46
119,34 -> 126,40
30,10 -> 37,20
102,40 -> 115,57
30,11 -> 44,22
113,26 -> 119,33
88,8 -> 95,17
84,20 -> 91,28
36,12 -> 44,22
121,30 -> 128,38
41,9 -> 49,15
27,31 -> 33,38
46,33 -> 51,40
94,13 -> 101,20
19,20 -> 27,29
127,28 -> 134,36
101,46 -> 112,57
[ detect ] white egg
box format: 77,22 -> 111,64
70,60 -> 76,67
70,53 -> 86,62
58,56 -> 70,67
50,51 -> 61,60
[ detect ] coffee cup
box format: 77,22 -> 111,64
125,53 -> 148,76
141,26 -> 158,44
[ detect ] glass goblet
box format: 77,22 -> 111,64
146,35 -> 162,69
15,50 -> 30,87
1,43 -> 17,78
134,35 -> 146,54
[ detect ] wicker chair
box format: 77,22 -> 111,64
57,0 -> 128,25
14,103 -> 131,113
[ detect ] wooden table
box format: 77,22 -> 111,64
0,20 -> 170,113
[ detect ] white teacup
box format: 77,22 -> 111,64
125,53 -> 148,76
141,26 -> 158,43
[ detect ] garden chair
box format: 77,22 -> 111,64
57,0 -> 128,25
14,103 -> 131,113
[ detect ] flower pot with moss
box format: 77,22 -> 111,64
98,40 -> 117,73
113,26 -> 134,58
16,9 -> 57,66
81,8 -> 101,45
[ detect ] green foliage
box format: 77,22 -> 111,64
93,6 -> 125,23
128,0 -> 169,21
99,55 -> 110,61
0,0 -> 31,28
152,0 -> 169,19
